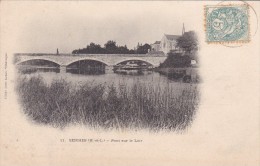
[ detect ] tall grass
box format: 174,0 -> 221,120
16,76 -> 199,131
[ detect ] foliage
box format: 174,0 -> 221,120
159,53 -> 192,68
72,42 -> 105,54
104,40 -> 117,53
72,40 -> 150,54
136,43 -> 151,54
176,31 -> 198,53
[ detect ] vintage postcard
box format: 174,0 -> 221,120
0,1 -> 259,166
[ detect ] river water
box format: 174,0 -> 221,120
18,67 -> 194,95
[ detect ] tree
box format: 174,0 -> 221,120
136,43 -> 151,54
87,43 -> 104,53
72,40 -> 150,54
142,43 -> 151,53
72,43 -> 105,54
117,45 -> 129,54
159,53 -> 191,68
104,40 -> 117,54
177,31 -> 198,53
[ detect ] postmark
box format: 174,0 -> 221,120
205,5 -> 250,43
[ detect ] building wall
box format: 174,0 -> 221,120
160,36 -> 178,54
160,36 -> 170,54
151,44 -> 161,52
150,35 -> 179,54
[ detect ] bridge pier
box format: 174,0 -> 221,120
60,65 -> 67,73
105,65 -> 114,74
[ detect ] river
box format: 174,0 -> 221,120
18,67 -> 193,95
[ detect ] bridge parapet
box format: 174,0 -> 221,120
14,53 -> 167,67
14,53 -> 166,57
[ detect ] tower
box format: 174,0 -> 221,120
182,23 -> 185,35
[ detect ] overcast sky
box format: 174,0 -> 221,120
2,1 -> 201,53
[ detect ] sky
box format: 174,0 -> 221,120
1,1 -> 200,53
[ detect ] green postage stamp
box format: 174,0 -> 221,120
205,5 -> 250,43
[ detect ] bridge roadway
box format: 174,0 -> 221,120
15,53 -> 167,72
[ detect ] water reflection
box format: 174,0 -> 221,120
18,66 -> 153,77
114,69 -> 152,76
18,67 -> 59,74
17,65 -> 191,85
158,71 -> 185,82
66,68 -> 105,75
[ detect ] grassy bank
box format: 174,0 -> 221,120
16,76 -> 199,131
156,52 -> 200,83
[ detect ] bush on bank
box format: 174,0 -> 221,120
159,52 -> 199,68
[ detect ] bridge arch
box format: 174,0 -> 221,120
114,58 -> 157,67
16,58 -> 62,66
65,58 -> 110,66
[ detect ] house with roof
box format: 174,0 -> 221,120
151,41 -> 161,52
160,34 -> 180,54
150,34 -> 180,54
149,24 -> 185,55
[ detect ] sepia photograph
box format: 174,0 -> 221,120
13,2 -> 200,131
14,25 -> 200,131
1,1 -> 259,166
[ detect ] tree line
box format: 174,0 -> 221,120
72,40 -> 151,54
71,30 -> 198,55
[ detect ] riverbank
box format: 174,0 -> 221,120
155,67 -> 200,83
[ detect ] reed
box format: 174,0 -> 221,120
16,75 -> 199,131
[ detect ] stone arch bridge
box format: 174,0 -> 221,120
15,53 -> 167,72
